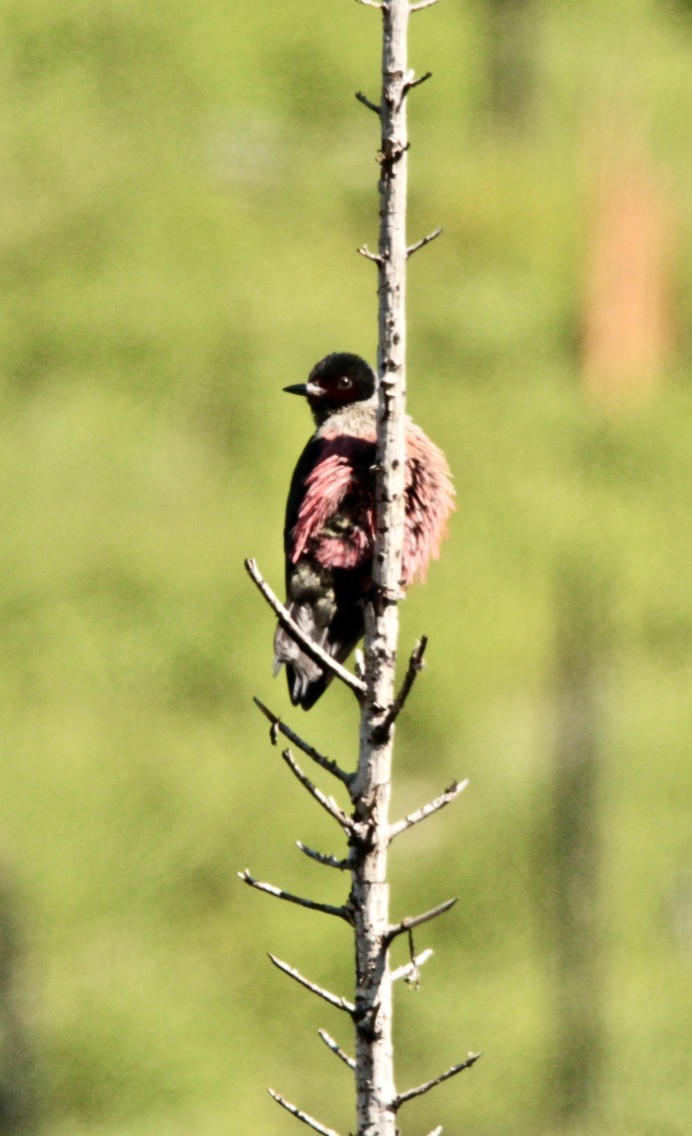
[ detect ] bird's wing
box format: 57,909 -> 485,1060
289,435 -> 376,569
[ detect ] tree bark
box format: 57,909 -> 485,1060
351,3 -> 410,1133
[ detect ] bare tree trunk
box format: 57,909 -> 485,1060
243,5 -> 478,1135
581,142 -> 676,408
351,3 -> 410,1132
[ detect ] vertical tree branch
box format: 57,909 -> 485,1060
351,3 -> 411,1133
243,8 -> 475,1136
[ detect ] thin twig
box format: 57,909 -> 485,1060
318,1028 -> 356,1070
281,748 -> 361,836
268,1088 -> 343,1136
357,244 -> 384,264
238,871 -> 350,922
355,90 -> 381,114
390,947 -> 434,983
385,897 -> 457,943
374,636 -> 428,739
268,955 -> 356,1015
389,779 -> 468,840
407,227 -> 443,258
253,698 -> 353,788
393,1052 -> 482,1109
403,69 -> 433,96
244,558 -> 366,699
410,0 -> 440,11
355,0 -> 385,7
424,1127 -> 443,1136
297,842 -> 351,871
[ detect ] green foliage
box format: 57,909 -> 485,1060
0,2 -> 690,1134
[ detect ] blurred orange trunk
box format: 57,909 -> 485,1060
582,152 -> 676,407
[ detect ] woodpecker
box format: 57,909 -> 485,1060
273,352 -> 454,709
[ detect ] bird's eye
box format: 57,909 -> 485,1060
336,376 -> 353,390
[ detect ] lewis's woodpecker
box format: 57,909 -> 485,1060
273,352 -> 455,709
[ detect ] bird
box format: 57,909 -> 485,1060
273,352 -> 455,709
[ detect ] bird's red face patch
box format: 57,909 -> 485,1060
307,372 -> 362,408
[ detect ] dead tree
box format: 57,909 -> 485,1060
243,3 -> 478,1133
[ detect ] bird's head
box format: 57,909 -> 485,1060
284,353 -> 376,423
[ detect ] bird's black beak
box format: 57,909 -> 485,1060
283,383 -> 309,397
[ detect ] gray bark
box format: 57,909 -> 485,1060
352,3 -> 410,1133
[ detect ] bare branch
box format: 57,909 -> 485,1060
268,954 -> 355,1015
238,871 -> 350,922
373,636 -> 428,740
318,1028 -> 356,1070
297,842 -> 351,871
424,1127 -> 443,1136
394,1052 -> 482,1109
385,897 -> 457,943
352,3 -> 464,1132
355,0 -> 385,8
352,2 -> 416,1129
410,0 -> 440,11
280,748 -> 361,836
403,69 -> 433,96
397,927 -> 427,988
407,227 -> 443,258
268,1088 -> 344,1136
389,779 -> 468,840
390,947 -> 434,983
355,90 -> 381,115
244,558 -> 366,699
253,698 -> 353,788
357,244 -> 384,264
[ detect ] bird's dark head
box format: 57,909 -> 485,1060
284,353 -> 376,423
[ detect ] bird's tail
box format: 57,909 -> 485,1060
273,595 -> 363,710
273,603 -> 328,708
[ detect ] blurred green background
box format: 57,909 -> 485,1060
0,1 -> 690,1134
